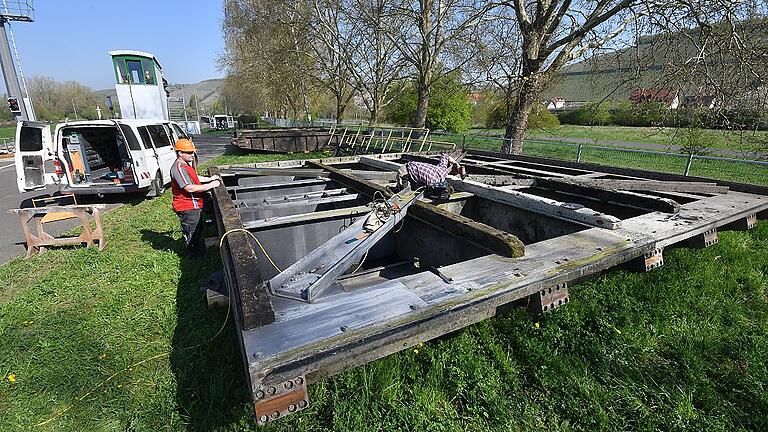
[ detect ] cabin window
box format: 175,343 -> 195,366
115,60 -> 128,84
126,60 -> 143,84
142,60 -> 155,85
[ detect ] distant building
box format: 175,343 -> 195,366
629,88 -> 680,109
468,92 -> 482,105
546,97 -> 565,110
683,95 -> 717,109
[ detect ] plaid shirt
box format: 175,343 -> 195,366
405,153 -> 451,187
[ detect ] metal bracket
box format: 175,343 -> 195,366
687,228 -> 718,249
254,376 -> 309,425
724,213 -> 757,231
528,283 -> 569,313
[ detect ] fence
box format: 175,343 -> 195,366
0,137 -> 14,154
429,132 -> 768,186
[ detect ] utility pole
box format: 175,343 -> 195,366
0,2 -> 35,122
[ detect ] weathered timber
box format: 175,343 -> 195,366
563,179 -> 729,194
532,178 -> 681,214
450,178 -> 623,229
468,148 -> 768,196
237,194 -> 361,214
209,166 -> 275,330
222,167 -> 327,178
233,128 -> 332,153
227,178 -> 331,192
313,161 -> 525,258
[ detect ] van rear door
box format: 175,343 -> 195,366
14,121 -> 56,193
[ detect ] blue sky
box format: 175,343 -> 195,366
2,0 -> 224,93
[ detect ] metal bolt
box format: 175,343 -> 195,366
340,325 -> 349,332
298,400 -> 308,408
256,390 -> 265,399
259,415 -> 268,423
295,377 -> 304,385
288,404 -> 297,412
284,381 -> 294,390
409,304 -> 419,310
271,411 -> 280,419
267,387 -> 276,395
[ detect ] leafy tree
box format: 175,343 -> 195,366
386,72 -> 472,132
487,101 -> 559,130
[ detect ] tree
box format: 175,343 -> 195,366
343,0 -> 408,123
386,71 -> 472,132
27,76 -> 102,122
495,0 -> 768,154
388,0 -> 488,128
221,0 -> 315,121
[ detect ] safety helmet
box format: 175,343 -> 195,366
174,139 -> 196,153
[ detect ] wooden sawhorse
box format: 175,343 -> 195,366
8,205 -> 107,258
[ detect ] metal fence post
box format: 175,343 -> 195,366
576,143 -> 584,162
684,153 -> 694,176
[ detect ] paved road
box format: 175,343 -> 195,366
0,134 -> 231,264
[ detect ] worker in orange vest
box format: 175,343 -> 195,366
170,139 -> 221,258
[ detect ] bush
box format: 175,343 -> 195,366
486,102 -> 560,130
385,72 -> 472,132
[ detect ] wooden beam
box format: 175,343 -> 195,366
208,167 -> 275,330
311,161 -> 525,258
561,178 -> 729,194
449,178 -> 622,229
237,194 -> 361,214
533,178 -> 680,214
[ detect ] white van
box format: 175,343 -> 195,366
15,119 -> 193,195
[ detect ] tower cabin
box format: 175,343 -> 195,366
109,50 -> 169,120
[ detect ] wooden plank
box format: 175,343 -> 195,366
533,178 -> 681,214
222,167 -> 327,178
313,161 -> 525,258
558,178 -> 729,194
209,166 -> 276,330
449,178 -> 623,229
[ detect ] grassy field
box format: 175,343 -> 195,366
428,133 -> 768,186
476,125 -> 768,153
1,152 -> 767,431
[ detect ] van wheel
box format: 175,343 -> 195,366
149,171 -> 165,197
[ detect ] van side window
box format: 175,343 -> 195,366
19,127 -> 42,151
118,125 -> 141,151
147,125 -> 171,148
137,126 -> 153,149
171,124 -> 189,140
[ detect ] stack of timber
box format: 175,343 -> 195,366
209,149 -> 768,426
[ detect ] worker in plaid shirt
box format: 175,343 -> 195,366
397,153 -> 463,199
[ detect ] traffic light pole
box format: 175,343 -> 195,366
0,17 -> 30,122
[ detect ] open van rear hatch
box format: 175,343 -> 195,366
59,124 -> 137,188
15,121 -> 56,193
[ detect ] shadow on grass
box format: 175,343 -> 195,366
141,228 -> 253,431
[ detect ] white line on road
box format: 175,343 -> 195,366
0,163 -> 15,171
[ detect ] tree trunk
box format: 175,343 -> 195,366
502,75 -> 545,154
413,80 -> 430,128
335,95 -> 347,123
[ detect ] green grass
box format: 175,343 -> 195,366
434,134 -> 768,186
477,125 -> 768,153
1,152 -> 767,431
0,125 -> 14,140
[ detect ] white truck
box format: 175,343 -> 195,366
14,119 -> 193,196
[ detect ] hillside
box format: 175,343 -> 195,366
541,18 -> 768,104
93,78 -> 224,111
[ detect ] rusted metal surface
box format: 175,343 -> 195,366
254,375 -> 309,425
232,128 -> 333,153
208,149 -> 768,426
